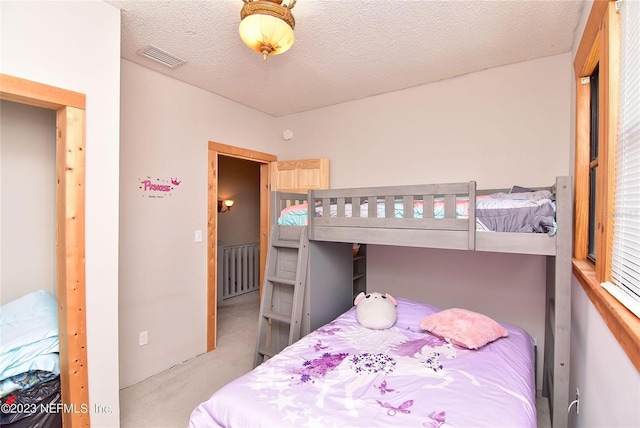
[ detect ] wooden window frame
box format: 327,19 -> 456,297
573,0 -> 640,372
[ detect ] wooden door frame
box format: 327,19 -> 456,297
207,142 -> 276,351
1,74 -> 90,427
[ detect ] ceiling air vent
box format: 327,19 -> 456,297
136,45 -> 186,68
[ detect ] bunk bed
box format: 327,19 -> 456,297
190,176 -> 572,428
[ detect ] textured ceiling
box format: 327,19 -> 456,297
107,0 -> 586,117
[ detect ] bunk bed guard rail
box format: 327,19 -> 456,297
308,182 -> 477,251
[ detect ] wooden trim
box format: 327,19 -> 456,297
2,74 -> 90,427
1,73 -> 85,110
574,0 -> 609,75
597,4 -> 620,283
206,148 -> 218,351
573,2 -> 607,263
573,260 -> 640,372
594,12 -> 609,283
573,1 -> 638,372
573,80 -> 590,260
207,141 -> 276,163
206,142 -> 276,352
259,163 -> 271,295
56,106 -> 90,427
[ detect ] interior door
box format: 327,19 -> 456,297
269,158 -> 329,230
270,158 -> 330,193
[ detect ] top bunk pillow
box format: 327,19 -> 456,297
510,185 -> 535,193
419,308 -> 508,349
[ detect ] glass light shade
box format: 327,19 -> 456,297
218,199 -> 234,213
239,13 -> 294,60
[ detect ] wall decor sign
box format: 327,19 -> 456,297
139,176 -> 181,198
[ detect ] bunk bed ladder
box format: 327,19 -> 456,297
254,224 -> 309,367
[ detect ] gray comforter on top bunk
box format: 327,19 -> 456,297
475,189 -> 556,235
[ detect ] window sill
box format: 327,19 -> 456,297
573,259 -> 640,372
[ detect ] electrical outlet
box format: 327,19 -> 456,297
139,330 -> 148,346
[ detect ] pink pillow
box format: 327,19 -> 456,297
419,308 -> 508,349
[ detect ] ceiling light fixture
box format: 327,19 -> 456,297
239,0 -> 296,61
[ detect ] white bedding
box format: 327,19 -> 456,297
0,290 -> 60,383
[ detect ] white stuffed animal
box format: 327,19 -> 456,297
354,292 -> 398,329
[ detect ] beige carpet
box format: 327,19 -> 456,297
119,291 -> 260,428
537,392 -> 551,428
119,289 -> 551,428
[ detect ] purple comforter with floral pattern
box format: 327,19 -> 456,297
189,298 -> 537,427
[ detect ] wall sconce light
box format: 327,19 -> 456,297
218,199 -> 235,213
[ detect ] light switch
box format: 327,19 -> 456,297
195,230 -> 202,242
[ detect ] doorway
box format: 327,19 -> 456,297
0,74 -> 89,427
206,142 -> 276,351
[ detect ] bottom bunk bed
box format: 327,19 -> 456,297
190,297 -> 537,427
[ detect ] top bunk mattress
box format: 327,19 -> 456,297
279,188 -> 557,235
189,297 -> 537,427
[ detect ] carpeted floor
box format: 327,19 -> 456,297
119,291 -> 260,428
119,289 -> 550,427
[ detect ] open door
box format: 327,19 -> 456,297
269,158 -> 330,229
207,142 -> 276,351
270,158 -> 330,193
206,149 -> 329,352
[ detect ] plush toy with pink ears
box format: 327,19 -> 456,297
354,292 -> 398,329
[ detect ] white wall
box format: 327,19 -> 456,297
567,1 -> 640,427
118,60 -> 278,387
0,1 -> 122,426
274,53 -> 571,190
0,101 -> 56,303
570,277 -> 640,426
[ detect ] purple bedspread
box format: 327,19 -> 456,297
189,298 -> 537,427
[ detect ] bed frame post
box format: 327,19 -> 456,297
543,175 -> 572,428
307,190 -> 316,241
270,191 -> 281,228
468,181 -> 476,250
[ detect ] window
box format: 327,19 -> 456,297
573,0 -> 640,371
602,0 -> 640,319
